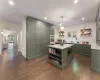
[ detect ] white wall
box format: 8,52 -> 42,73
0,20 -> 21,31
20,19 -> 26,58
55,22 -> 96,44
0,20 -> 21,54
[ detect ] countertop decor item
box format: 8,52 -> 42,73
60,42 -> 64,46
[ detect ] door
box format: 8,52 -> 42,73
97,21 -> 100,45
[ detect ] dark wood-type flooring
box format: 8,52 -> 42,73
0,49 -> 100,80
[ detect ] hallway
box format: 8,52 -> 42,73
0,43 -> 25,80
2,42 -> 19,60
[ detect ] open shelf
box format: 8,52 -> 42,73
80,28 -> 92,36
48,46 -> 73,69
49,53 -> 61,58
48,59 -> 62,68
81,33 -> 91,35
48,54 -> 61,62
48,47 -> 66,68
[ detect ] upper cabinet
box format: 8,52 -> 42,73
26,17 -> 54,60
96,4 -> 100,44
96,4 -> 100,28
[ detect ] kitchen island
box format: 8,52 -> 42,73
48,44 -> 73,69
48,43 -> 100,72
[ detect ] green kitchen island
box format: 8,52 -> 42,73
48,44 -> 74,69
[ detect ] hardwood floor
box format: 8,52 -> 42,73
0,50 -> 100,80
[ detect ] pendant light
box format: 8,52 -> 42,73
60,16 -> 64,31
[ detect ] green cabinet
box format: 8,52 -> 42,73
48,46 -> 73,69
72,44 -> 91,56
26,18 -> 36,58
26,17 -> 54,60
91,49 -> 100,73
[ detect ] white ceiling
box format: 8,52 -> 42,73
0,0 -> 100,26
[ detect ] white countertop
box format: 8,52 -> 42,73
48,44 -> 73,49
91,44 -> 100,50
66,42 -> 100,50
48,43 -> 100,50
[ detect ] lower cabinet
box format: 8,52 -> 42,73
72,44 -> 91,56
91,49 -> 100,73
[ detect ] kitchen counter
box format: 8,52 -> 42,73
48,44 -> 73,50
48,43 -> 100,53
65,43 -> 100,50
91,44 -> 100,50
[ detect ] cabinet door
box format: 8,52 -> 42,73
44,25 -> 50,53
97,22 -> 100,45
72,44 -> 91,56
50,26 -> 54,35
91,49 -> 100,73
35,23 -> 54,55
35,22 -> 46,56
26,18 -> 36,58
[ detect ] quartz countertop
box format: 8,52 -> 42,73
91,44 -> 100,50
48,43 -> 100,50
48,44 -> 73,49
65,42 -> 100,50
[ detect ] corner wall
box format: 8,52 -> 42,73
20,19 -> 26,58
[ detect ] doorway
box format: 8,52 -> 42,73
1,30 -> 18,57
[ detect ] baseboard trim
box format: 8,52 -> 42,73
74,53 -> 90,57
91,67 -> 100,73
26,53 -> 46,60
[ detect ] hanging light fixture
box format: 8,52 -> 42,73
60,16 -> 64,31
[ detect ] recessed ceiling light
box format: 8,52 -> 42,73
44,17 -> 47,20
9,0 -> 14,6
74,0 -> 78,4
82,17 -> 85,20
